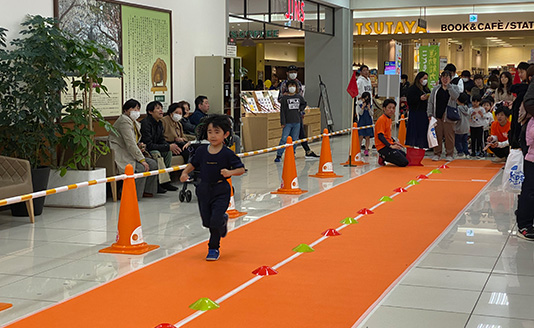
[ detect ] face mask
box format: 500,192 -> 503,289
172,113 -> 182,122
422,79 -> 428,86
289,73 -> 297,80
288,86 -> 297,94
462,77 -> 469,82
129,110 -> 140,121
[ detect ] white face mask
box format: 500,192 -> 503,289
289,73 -> 297,80
129,110 -> 140,121
288,86 -> 297,94
421,79 -> 428,86
172,113 -> 182,122
462,77 -> 469,82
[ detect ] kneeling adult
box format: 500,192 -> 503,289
374,98 -> 409,167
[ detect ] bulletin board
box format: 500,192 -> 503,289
54,0 -> 172,116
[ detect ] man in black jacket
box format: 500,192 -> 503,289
509,62 -> 530,149
141,101 -> 180,191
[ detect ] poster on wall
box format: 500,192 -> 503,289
60,77 -> 122,117
55,0 -> 172,116
122,6 -> 172,109
419,45 -> 440,89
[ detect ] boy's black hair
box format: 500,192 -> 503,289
401,74 -> 408,80
146,100 -> 163,114
383,98 -> 396,108
473,74 -> 484,81
494,103 -> 511,117
286,80 -> 297,87
518,61 -> 530,71
461,70 -> 471,78
195,114 -> 233,141
471,94 -> 482,102
443,63 -> 456,73
457,93 -> 469,105
123,99 -> 140,112
480,97 -> 494,106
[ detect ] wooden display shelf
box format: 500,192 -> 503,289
242,107 -> 322,152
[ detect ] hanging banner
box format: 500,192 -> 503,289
419,45 -> 439,89
395,41 -> 402,75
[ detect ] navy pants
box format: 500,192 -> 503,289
455,133 -> 469,156
378,147 -> 409,167
196,181 -> 230,250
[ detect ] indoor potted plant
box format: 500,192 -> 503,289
0,16 -> 69,216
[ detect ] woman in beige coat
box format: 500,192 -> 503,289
161,102 -> 191,163
109,99 -> 159,199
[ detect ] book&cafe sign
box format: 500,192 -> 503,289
355,15 -> 534,35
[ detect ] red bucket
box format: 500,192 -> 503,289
407,148 -> 425,166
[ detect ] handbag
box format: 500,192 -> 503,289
153,153 -> 171,184
502,148 -> 525,193
446,105 -> 460,121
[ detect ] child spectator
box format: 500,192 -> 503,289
455,93 -> 471,158
180,114 -> 245,261
374,98 -> 408,167
486,103 -> 511,163
469,94 -> 485,157
482,97 -> 495,148
274,80 -> 307,162
356,92 -> 374,156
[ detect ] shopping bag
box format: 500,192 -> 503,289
155,154 -> 171,184
502,148 -> 525,193
427,117 -> 438,148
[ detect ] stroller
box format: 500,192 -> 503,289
178,115 -> 238,203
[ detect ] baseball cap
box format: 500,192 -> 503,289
287,64 -> 298,71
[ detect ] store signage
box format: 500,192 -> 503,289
419,45 -> 440,89
441,20 -> 534,32
285,0 -> 305,23
355,21 -> 427,35
229,30 -> 280,39
469,14 -> 478,23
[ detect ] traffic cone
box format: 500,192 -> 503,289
341,123 -> 367,166
226,178 -> 247,219
310,129 -> 342,178
272,136 -> 307,195
100,164 -> 159,255
0,303 -> 12,312
398,114 -> 407,146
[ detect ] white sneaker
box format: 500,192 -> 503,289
445,156 -> 453,162
457,153 -> 465,159
432,155 -> 440,161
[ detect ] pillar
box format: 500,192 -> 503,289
305,8 -> 353,129
402,43 -> 415,81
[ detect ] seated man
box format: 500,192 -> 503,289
140,100 -> 180,191
374,98 -> 409,167
486,103 -> 511,163
109,99 -> 159,199
189,95 -> 210,127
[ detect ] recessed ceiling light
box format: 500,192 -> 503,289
486,37 -> 498,40
509,37 -> 524,40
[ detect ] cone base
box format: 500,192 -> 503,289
309,172 -> 343,178
99,242 -> 159,255
271,188 -> 307,195
226,209 -> 247,219
0,303 -> 12,312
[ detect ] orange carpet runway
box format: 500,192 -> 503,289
5,160 -> 501,328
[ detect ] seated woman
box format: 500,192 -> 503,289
162,102 -> 192,162
179,100 -> 196,136
109,99 -> 159,198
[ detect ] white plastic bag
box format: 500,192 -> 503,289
427,117 -> 438,148
502,148 -> 525,193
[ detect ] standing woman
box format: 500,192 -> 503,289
405,72 -> 430,148
495,71 -> 514,107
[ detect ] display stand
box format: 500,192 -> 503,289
317,75 -> 334,132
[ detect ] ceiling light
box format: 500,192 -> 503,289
509,37 -> 524,40
485,37 -> 498,40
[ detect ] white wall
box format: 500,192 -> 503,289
488,47 -> 532,68
264,43 -> 299,62
0,0 -> 227,105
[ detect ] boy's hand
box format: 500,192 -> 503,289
180,172 -> 189,182
220,169 -> 231,178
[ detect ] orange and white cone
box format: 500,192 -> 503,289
398,114 -> 407,147
100,164 -> 159,255
226,178 -> 247,218
272,136 -> 307,195
341,123 -> 367,166
310,129 -> 342,178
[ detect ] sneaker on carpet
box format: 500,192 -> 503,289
445,156 -> 453,162
432,155 -> 440,161
364,150 -> 369,156
305,151 -> 320,159
274,156 -> 281,163
378,156 -> 385,166
206,249 -> 220,261
457,153 -> 465,159
518,227 -> 534,241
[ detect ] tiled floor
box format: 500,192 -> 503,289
0,134 -> 532,328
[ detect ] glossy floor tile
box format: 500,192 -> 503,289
0,134 -> 531,327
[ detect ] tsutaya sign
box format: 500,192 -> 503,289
285,0 -> 305,23
355,21 -> 427,35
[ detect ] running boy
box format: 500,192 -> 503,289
374,98 -> 408,167
180,114 -> 245,261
